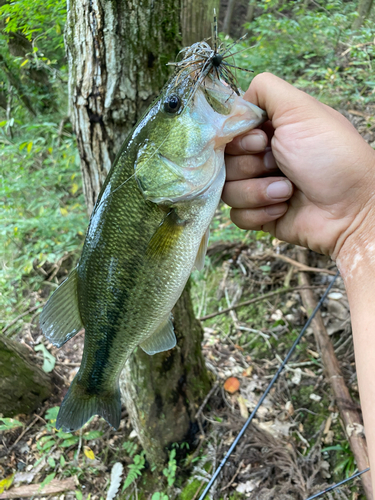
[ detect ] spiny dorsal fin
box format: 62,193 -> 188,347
194,227 -> 210,271
40,267 -> 83,348
140,315 -> 176,355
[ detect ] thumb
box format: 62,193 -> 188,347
244,72 -> 323,125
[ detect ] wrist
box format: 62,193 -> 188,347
335,204 -> 375,286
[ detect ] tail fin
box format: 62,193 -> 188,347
56,376 -> 121,432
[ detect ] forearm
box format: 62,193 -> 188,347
337,217 -> 375,494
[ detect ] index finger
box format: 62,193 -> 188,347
225,129 -> 268,156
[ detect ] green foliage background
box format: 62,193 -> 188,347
0,0 -> 374,333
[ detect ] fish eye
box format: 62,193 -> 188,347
164,94 -> 181,114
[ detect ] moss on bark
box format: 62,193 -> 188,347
0,337 -> 52,417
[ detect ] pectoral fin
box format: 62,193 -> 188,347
40,267 -> 83,348
140,315 -> 176,355
194,228 -> 210,271
146,210 -> 185,261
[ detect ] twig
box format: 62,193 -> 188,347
266,251 -> 336,275
47,252 -> 73,282
195,382 -> 219,419
9,416 -> 39,450
199,285 -> 324,321
297,249 -> 373,500
2,304 -> 45,334
0,478 -> 76,499
220,460 -> 244,491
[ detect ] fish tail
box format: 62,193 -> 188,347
56,375 -> 121,432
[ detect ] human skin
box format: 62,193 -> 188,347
223,72 -> 375,492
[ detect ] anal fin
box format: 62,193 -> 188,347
140,315 -> 176,355
40,267 -> 83,348
194,228 -> 210,271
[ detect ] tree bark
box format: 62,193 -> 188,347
222,0 -> 237,35
352,0 -> 374,29
0,337 -> 52,417
65,0 -> 218,469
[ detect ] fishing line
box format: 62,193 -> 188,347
198,270 -> 340,500
304,467 -> 370,500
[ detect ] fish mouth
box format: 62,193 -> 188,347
145,152 -> 220,205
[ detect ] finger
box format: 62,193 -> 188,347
230,204 -> 288,230
225,150 -> 278,181
245,73 -> 319,124
222,177 -> 293,209
225,129 -> 268,155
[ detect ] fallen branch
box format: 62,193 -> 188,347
266,251 -> 336,275
0,478 -> 76,499
199,285 -> 324,321
297,248 -> 373,500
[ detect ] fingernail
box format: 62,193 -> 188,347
240,133 -> 266,152
264,151 -> 277,170
266,180 -> 292,200
265,204 -> 287,216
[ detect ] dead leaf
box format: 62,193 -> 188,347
237,395 -> 249,419
285,401 -> 294,416
236,479 -> 260,493
307,349 -> 319,359
242,366 -> 253,377
291,368 -> 302,385
309,393 -> 321,402
0,474 -> 14,494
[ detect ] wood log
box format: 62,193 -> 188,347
0,478 -> 76,499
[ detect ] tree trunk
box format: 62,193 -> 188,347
65,0 -> 218,469
223,0 -> 237,35
352,0 -> 374,29
0,337 -> 52,417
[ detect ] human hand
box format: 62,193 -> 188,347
222,73 -> 375,260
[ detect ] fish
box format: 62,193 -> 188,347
40,40 -> 266,432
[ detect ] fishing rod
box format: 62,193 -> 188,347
198,271 -> 340,500
304,467 -> 370,500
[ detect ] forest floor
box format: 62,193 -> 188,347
0,105 -> 374,500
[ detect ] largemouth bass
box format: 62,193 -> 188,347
40,45 -> 266,432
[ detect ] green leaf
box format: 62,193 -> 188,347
60,455 -> 66,467
83,430 -> 104,440
39,472 -> 55,491
47,456 -> 56,468
34,344 -> 56,373
76,491 -> 83,500
45,406 -> 60,423
60,437 -> 79,447
0,418 -> 23,432
56,430 -> 74,439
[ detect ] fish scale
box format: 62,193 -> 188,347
40,63 -> 266,432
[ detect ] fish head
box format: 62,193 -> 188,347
134,71 -> 266,204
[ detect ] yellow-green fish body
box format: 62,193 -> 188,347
40,70 -> 266,432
